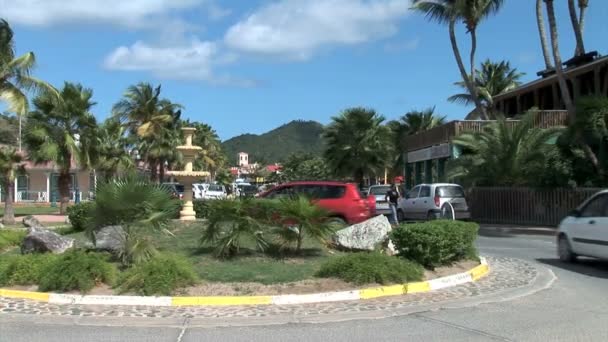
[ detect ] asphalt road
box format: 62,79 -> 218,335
2,228 -> 608,341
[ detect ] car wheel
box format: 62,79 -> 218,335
558,235 -> 577,262
327,217 -> 347,229
427,211 -> 440,221
397,209 -> 405,222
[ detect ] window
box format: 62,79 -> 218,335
436,186 -> 465,198
369,186 -> 391,196
580,194 -> 608,217
296,185 -> 345,199
419,186 -> 431,198
407,186 -> 420,199
266,186 -> 294,199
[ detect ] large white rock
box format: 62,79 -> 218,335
94,225 -> 126,252
331,215 -> 392,251
21,227 -> 75,254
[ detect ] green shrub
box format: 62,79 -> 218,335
316,253 -> 423,285
38,250 -> 117,293
116,253 -> 198,296
66,202 -> 95,232
0,229 -> 26,250
390,220 -> 479,269
0,254 -> 59,286
193,200 -> 210,219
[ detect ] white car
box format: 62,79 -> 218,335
203,184 -> 227,200
193,183 -> 208,200
557,190 -> 608,262
397,183 -> 470,221
366,185 -> 393,216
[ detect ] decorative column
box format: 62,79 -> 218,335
414,162 -> 422,185
45,172 -> 51,203
14,177 -> 18,203
424,160 -> 433,183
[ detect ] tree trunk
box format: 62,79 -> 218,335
58,169 -> 71,215
545,0 -> 576,120
149,159 -> 158,183
449,19 -> 487,120
536,0 -> 554,69
2,176 -> 15,225
567,0 -> 585,56
296,230 -> 303,254
578,1 -> 587,38
354,169 -> 365,189
159,159 -> 165,183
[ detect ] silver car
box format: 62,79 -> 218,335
366,185 -> 393,216
397,183 -> 470,221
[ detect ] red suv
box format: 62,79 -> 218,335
258,181 -> 376,225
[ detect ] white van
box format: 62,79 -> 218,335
203,184 -> 227,200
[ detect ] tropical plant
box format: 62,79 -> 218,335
24,82 -> 98,214
38,250 -> 117,293
201,199 -> 270,258
447,111 -> 563,186
449,60 -> 524,118
536,0 -> 553,70
0,112 -> 18,145
272,195 -> 333,254
412,0 -> 505,120
95,118 -> 134,179
0,19 -> 58,150
280,153 -> 332,182
323,107 -> 392,186
0,146 -> 23,225
112,83 -> 182,182
87,177 -> 180,266
214,169 -> 234,187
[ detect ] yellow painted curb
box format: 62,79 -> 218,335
469,263 -> 490,281
359,284 -> 406,299
172,295 -> 273,306
405,281 -> 431,294
0,289 -> 49,302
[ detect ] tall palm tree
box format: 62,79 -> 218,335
536,0 -> 553,70
0,146 -> 23,225
323,107 -> 392,186
449,59 -> 524,117
567,0 -> 587,57
412,0 -> 505,120
95,118 -> 134,179
448,112 -> 562,186
24,82 -> 98,214
0,19 -> 58,151
112,83 -> 182,182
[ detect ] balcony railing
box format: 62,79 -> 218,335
404,110 -> 568,152
0,191 -> 95,203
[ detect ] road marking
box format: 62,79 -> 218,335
414,314 -> 514,341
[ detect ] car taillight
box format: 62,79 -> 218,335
434,196 -> 440,207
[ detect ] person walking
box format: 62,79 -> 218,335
385,184 -> 400,225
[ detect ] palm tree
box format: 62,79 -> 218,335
0,146 -> 23,225
448,112 -> 562,186
323,107 -> 392,186
412,0 -> 505,120
112,83 -> 183,182
0,19 -> 58,151
536,0 -> 554,70
24,82 -> 98,214
449,59 -> 524,117
567,0 -> 587,57
95,118 -> 135,179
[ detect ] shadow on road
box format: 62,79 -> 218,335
477,228 -> 516,238
536,258 -> 608,279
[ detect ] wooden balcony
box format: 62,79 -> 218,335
404,110 -> 568,152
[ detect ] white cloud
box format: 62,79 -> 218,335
224,0 -> 411,60
103,39 -> 256,87
0,0 -> 228,28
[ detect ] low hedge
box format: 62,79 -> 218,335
38,250 -> 117,293
316,252 -> 423,285
193,200 -> 210,219
66,202 -> 95,232
0,254 -> 59,286
116,253 -> 198,296
390,220 -> 479,269
0,229 -> 27,250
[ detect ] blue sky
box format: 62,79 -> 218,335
4,0 -> 608,140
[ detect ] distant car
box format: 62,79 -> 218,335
193,183 -> 208,200
397,183 -> 470,221
162,183 -> 185,200
557,190 -> 608,262
239,185 -> 259,198
258,181 -> 376,225
367,185 -> 392,216
204,184 -> 227,200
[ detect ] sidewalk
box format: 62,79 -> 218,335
479,224 -> 557,236
27,215 -> 68,224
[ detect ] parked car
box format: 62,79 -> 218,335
239,184 -> 260,198
258,181 -> 376,225
557,190 -> 608,262
193,183 -> 208,200
367,185 -> 392,216
162,182 -> 185,200
203,184 -> 227,200
397,183 -> 470,221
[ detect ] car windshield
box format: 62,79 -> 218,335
175,185 -> 185,193
436,186 -> 465,198
197,185 -> 205,190
370,186 -> 391,195
208,184 -> 223,191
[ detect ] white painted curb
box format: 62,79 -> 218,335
49,293 -> 172,306
271,290 -> 360,305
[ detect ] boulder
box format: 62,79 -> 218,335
22,215 -> 45,229
331,215 -> 392,251
93,225 -> 125,252
21,227 -> 75,254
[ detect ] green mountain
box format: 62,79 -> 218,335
222,120 -> 325,164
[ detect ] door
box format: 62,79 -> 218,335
415,185 -> 432,219
401,186 -> 420,219
570,194 -> 608,258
